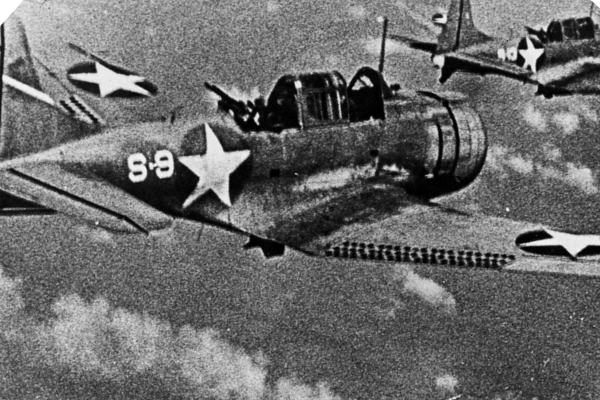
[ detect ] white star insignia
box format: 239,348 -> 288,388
519,228 -> 600,259
519,36 -> 545,74
179,124 -> 250,208
68,62 -> 151,97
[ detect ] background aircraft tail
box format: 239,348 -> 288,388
1,14 -> 101,160
436,0 -> 493,53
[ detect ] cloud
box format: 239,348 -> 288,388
275,379 -> 341,400
395,267 -> 457,315
0,268 -> 343,400
436,374 -> 459,394
542,144 -> 562,162
266,0 -> 281,13
0,268 -> 23,323
487,145 -> 600,195
565,162 -> 599,195
552,112 -> 580,136
577,103 -> 599,123
523,104 -> 548,132
506,153 -> 534,175
522,101 -> 599,136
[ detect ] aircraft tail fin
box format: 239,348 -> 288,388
437,0 -> 493,53
3,17 -> 42,91
1,15 -> 101,160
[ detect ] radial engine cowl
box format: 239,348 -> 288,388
383,93 -> 487,199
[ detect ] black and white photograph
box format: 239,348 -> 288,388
2,0 -> 600,398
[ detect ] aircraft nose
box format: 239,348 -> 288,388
382,97 -> 487,199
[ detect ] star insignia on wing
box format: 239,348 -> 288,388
519,36 -> 545,74
68,62 -> 151,97
518,228 -> 600,259
179,124 -> 251,208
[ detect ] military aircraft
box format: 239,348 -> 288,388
391,0 -> 600,98
0,14 -> 491,256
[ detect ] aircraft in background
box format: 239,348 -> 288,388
391,0 -> 600,98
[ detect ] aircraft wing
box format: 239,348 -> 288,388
389,34 -> 438,53
66,42 -> 158,98
444,52 -> 537,83
0,163 -> 173,233
305,202 -> 600,278
388,32 -> 538,85
538,59 -> 600,96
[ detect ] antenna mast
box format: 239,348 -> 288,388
379,16 -> 388,74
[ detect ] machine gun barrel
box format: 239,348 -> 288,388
204,82 -> 251,116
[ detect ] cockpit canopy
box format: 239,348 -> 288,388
266,71 -> 350,130
546,16 -> 595,42
265,68 -> 389,131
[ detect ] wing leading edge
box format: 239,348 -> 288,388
0,163 -> 173,233
441,52 -> 537,82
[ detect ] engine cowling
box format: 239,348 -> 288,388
382,92 -> 487,199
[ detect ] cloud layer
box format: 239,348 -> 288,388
0,268 -> 342,400
487,145 -> 599,195
522,102 -> 598,136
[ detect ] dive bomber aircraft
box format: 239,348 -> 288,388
0,15 -> 488,255
391,0 -> 600,98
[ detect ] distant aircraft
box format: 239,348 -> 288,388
391,0 -> 600,98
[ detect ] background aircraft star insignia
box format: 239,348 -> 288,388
519,37 -> 545,73
68,61 -> 152,97
179,124 -> 251,208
